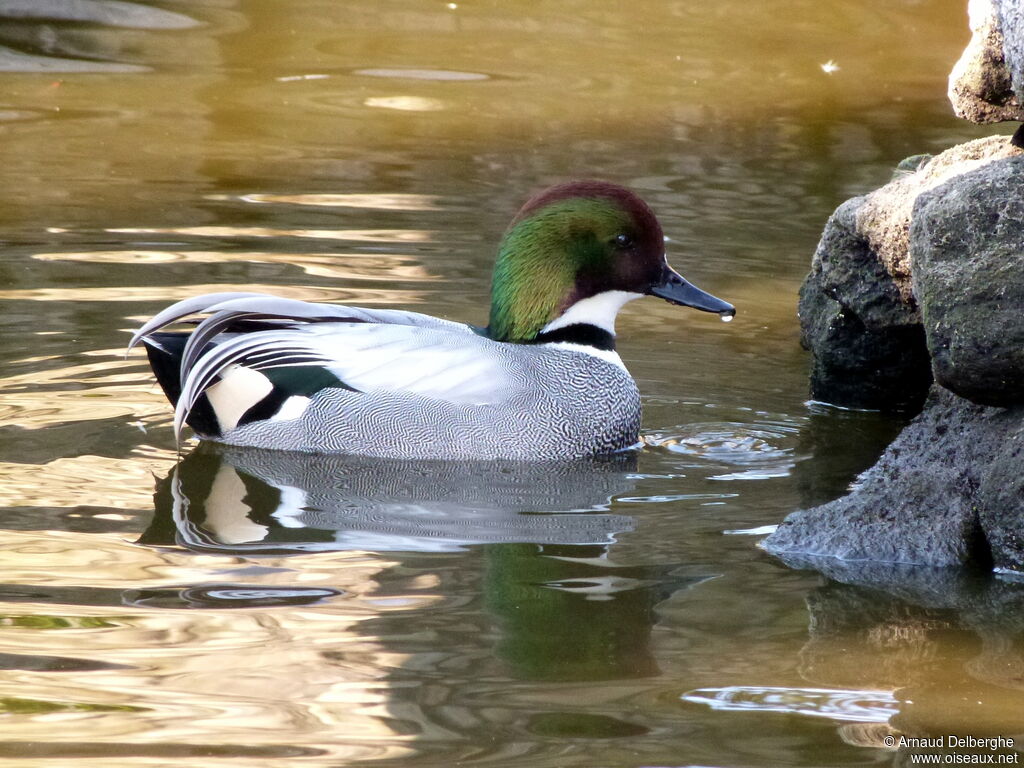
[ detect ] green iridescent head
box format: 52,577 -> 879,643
486,181 -> 734,343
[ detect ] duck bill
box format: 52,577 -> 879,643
649,266 -> 736,317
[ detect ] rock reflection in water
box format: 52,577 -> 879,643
142,443 -> 638,554
780,554 -> 1024,750
679,554 -> 1024,759
792,404 -> 907,509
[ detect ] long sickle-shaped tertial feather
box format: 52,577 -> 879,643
129,292 -> 457,357
127,292 -> 272,354
174,295 -> 402,381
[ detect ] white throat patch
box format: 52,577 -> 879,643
541,290 -> 643,335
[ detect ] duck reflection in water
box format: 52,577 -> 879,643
141,445 -> 718,687
143,442 -> 639,554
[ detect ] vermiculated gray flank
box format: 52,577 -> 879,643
225,345 -> 641,460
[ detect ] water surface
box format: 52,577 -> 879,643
1,1 -> 1022,766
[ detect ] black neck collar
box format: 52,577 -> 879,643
532,323 -> 616,351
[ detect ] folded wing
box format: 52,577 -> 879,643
130,293 -> 519,442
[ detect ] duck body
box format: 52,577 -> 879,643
140,296 -> 640,460
132,181 -> 734,460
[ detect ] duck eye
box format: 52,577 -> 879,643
613,233 -> 633,248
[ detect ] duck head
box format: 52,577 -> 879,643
487,181 -> 735,343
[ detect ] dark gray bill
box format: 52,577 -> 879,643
649,266 -> 736,317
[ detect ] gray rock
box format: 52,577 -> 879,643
763,386 -> 1019,568
797,139 -> 1019,413
912,156 -> 1024,406
798,196 -> 931,411
948,0 -> 1024,123
995,0 -> 1024,107
978,424 -> 1024,572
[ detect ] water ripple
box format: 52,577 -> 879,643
234,192 -> 445,211
122,584 -> 344,610
353,68 -> 490,82
106,225 -> 435,243
681,685 -> 898,723
0,45 -> 148,73
32,249 -> 431,283
644,419 -> 803,480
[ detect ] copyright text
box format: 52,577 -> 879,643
883,735 -> 1020,764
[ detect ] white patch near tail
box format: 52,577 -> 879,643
542,290 -> 643,335
204,465 -> 270,544
270,485 -> 310,527
271,395 -> 311,423
204,364 -> 273,432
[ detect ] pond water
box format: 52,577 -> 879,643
1,1 -> 1023,766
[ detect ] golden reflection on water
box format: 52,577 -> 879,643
107,227 -> 436,243
0,0 -> 1021,765
0,284 -> 410,304
0,0 -> 982,236
0,529 -> 415,763
232,192 -> 445,210
1,351 -> 166,427
364,96 -> 448,112
33,250 -> 431,282
0,454 -> 166,511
